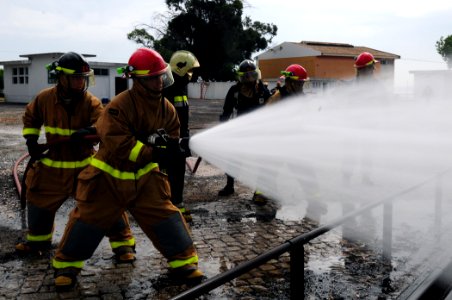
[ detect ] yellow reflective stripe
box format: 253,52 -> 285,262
26,232 -> 52,242
44,126 -> 76,136
52,259 -> 84,269
110,237 -> 136,249
174,95 -> 188,103
90,158 -> 158,180
129,141 -> 144,162
168,255 -> 199,269
132,70 -> 151,75
23,127 -> 41,136
40,157 -> 92,169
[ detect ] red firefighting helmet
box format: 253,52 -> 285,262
354,52 -> 379,69
118,48 -> 174,88
119,48 -> 168,77
280,64 -> 308,81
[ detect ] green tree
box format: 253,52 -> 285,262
127,0 -> 277,81
436,35 -> 452,69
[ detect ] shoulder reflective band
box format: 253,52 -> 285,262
23,127 -> 41,136
26,232 -> 52,242
90,158 -> 158,180
129,141 -> 144,162
110,237 -> 136,250
52,258 -> 84,269
174,95 -> 188,107
45,126 -> 77,136
40,157 -> 92,169
168,255 -> 199,269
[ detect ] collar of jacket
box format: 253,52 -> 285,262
130,81 -> 164,111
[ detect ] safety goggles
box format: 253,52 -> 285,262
237,70 -> 259,82
280,71 -> 301,81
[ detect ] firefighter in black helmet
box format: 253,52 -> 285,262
218,59 -> 271,205
17,52 -> 135,265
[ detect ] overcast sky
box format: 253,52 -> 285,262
1,0 -> 451,89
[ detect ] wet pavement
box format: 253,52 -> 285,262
1,100 -> 451,299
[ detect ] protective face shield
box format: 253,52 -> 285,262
237,69 -> 261,83
134,65 -> 175,93
237,59 -> 260,83
47,52 -> 95,103
285,79 -> 305,94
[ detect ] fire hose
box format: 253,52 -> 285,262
12,135 -> 201,209
12,135 -> 99,210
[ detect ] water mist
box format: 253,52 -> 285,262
190,79 -> 452,281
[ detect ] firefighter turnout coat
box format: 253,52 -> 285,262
22,85 -> 133,247
53,81 -> 198,271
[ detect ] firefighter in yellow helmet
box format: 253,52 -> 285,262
163,50 -> 200,222
17,52 -> 135,263
51,48 -> 204,291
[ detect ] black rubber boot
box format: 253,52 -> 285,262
218,175 -> 234,196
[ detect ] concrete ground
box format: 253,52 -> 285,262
0,99 -> 450,299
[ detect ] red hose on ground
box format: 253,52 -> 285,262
12,152 -> 29,199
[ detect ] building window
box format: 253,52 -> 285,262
93,68 -> 109,76
12,67 -> 28,84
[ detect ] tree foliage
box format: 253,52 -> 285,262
435,35 -> 452,69
127,0 -> 277,81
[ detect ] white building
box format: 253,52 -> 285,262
409,69 -> 452,100
0,52 -> 128,104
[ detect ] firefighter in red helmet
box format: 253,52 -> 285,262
52,48 -> 203,291
268,64 -> 308,104
354,52 -> 379,81
17,52 -> 135,263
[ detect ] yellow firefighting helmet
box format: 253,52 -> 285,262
169,50 -> 200,78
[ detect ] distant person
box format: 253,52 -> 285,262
163,50 -> 200,222
354,51 -> 379,83
342,51 -> 380,186
268,64 -> 326,221
51,48 -> 203,291
218,59 -> 271,205
341,52 -> 382,240
267,64 -> 308,104
17,52 -> 135,264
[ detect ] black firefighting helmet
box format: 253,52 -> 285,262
48,52 -> 92,77
237,59 -> 260,83
47,52 -> 95,100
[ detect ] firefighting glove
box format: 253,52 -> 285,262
179,137 -> 192,157
70,127 -> 97,142
25,137 -> 47,160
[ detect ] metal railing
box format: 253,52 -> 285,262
171,170 -> 448,300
